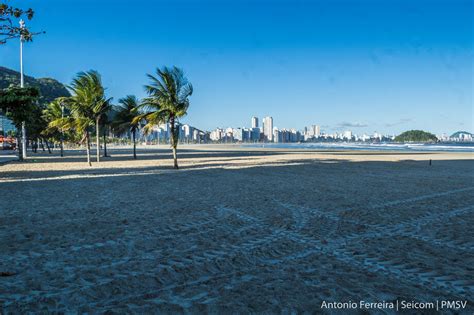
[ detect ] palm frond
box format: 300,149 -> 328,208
143,66 -> 192,123
112,95 -> 142,135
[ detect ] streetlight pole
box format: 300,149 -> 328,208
1,113 -> 4,150
60,103 -> 64,157
19,19 -> 27,160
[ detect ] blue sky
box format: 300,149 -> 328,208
1,0 -> 472,134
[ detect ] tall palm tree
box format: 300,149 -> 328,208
111,95 -> 141,159
135,66 -> 192,169
86,72 -> 112,163
49,71 -> 108,166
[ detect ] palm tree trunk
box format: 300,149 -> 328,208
17,134 -> 23,161
132,129 -> 137,159
103,126 -> 108,157
44,139 -> 52,154
85,131 -> 92,166
60,129 -> 64,157
172,145 -> 178,168
96,117 -> 100,162
170,116 -> 178,169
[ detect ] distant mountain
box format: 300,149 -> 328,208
450,131 -> 473,138
394,130 -> 438,143
0,66 -> 70,104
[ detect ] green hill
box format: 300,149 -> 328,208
394,130 -> 438,143
0,66 -> 70,104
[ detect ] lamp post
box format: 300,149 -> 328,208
19,19 -> 27,159
60,102 -> 64,157
1,112 -> 4,150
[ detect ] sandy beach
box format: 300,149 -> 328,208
0,145 -> 473,313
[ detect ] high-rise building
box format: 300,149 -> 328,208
304,124 -> 321,140
313,125 -> 321,137
193,129 -> 200,142
251,116 -> 259,128
343,130 -> 352,140
290,128 -> 300,142
262,116 -> 273,142
251,127 -> 260,142
210,128 -> 223,141
273,128 -> 280,143
232,128 -> 244,142
309,125 -> 321,137
181,124 -> 193,141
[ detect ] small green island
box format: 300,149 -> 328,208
394,130 -> 438,143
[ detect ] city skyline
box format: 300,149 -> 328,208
206,115 -> 468,138
0,0 -> 471,135
145,117 -> 472,144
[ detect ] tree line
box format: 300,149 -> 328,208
0,67 -> 193,169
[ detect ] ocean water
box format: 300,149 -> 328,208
243,142 -> 474,152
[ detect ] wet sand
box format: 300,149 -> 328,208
0,145 -> 473,313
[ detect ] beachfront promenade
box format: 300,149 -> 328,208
0,146 -> 473,313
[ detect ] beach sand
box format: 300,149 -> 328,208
0,145 -> 473,313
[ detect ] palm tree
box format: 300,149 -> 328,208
111,95 -> 141,159
43,98 -> 67,156
49,71 -> 108,166
86,73 -> 112,163
135,66 -> 192,169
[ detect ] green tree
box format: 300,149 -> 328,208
112,95 -> 141,159
136,66 -> 193,169
0,2 -> 35,44
27,104 -> 51,153
394,130 -> 438,143
0,85 -> 39,160
43,97 -> 70,156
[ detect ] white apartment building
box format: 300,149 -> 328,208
251,116 -> 259,128
312,125 -> 321,137
262,116 -> 273,142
